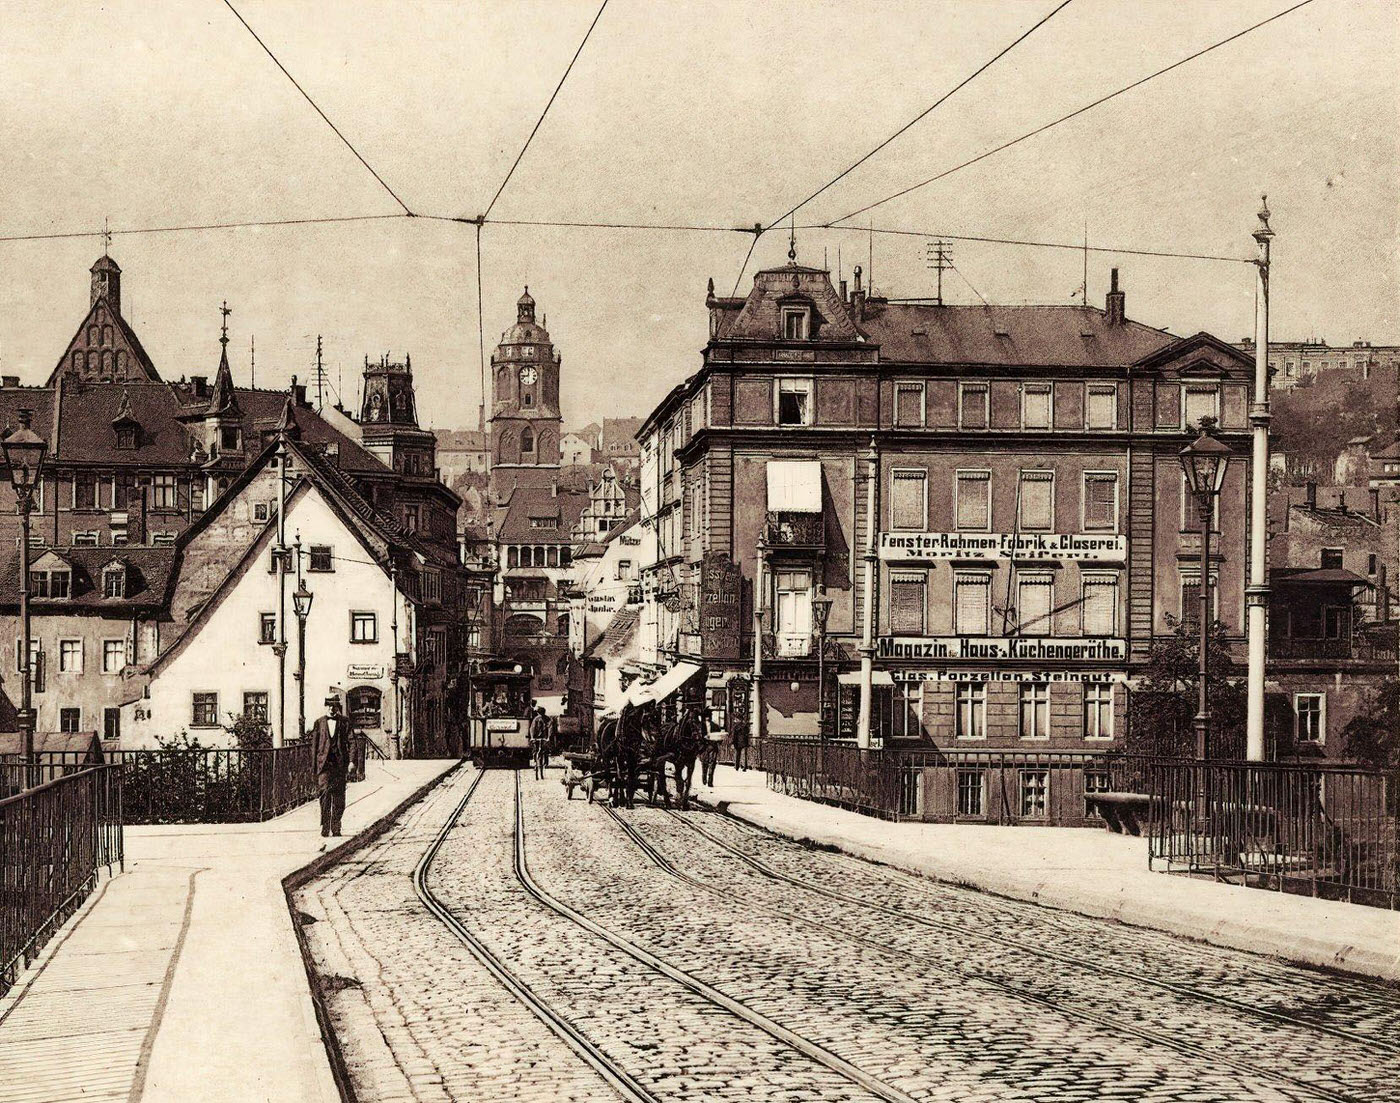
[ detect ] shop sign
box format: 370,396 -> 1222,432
878,636 -> 1127,661
486,718 -> 519,733
347,663 -> 385,680
879,531 -> 1126,562
587,593 -> 621,614
699,552 -> 742,661
891,668 -> 1127,684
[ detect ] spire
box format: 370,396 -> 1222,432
208,302 -> 239,416
219,300 -> 231,349
113,389 -> 135,424
517,286 -> 536,324
275,395 -> 300,440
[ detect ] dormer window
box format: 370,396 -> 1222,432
103,563 -> 128,599
782,307 -> 809,341
31,568 -> 72,599
117,427 -> 137,450
221,425 -> 241,452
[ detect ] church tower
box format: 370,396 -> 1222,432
47,253 -> 162,386
488,288 -> 563,498
358,353 -> 438,482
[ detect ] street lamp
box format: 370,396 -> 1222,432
1179,420 -> 1231,760
3,409 -> 48,785
811,589 -> 833,742
292,534 -> 314,743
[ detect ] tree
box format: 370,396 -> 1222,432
1342,680 -> 1400,774
224,710 -> 272,750
1127,616 -> 1245,759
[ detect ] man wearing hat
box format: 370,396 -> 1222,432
312,694 -> 351,837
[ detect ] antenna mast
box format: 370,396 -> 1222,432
925,240 -> 952,306
314,335 -> 325,412
250,335 -> 256,388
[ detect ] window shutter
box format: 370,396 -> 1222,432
956,473 -> 989,530
1083,577 -> 1118,635
1084,474 -> 1117,530
890,572 -> 926,635
1017,577 -> 1053,634
891,471 -> 926,531
1019,471 -> 1053,531
955,576 -> 989,635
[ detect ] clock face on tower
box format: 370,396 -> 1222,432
519,365 -> 538,385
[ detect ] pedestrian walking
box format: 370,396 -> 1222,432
529,704 -> 551,780
699,722 -> 720,786
312,694 -> 351,839
731,714 -> 751,772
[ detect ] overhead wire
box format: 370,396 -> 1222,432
765,0 -> 1074,231
809,222 -> 1249,264
220,0 -> 414,216
480,0 -> 610,220
0,213 -> 413,244
826,0 -> 1318,226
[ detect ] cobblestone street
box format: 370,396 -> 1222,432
295,769 -> 1400,1102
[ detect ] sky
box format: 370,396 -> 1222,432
0,0 -> 1395,430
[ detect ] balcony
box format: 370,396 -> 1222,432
1270,635 -> 1399,662
765,511 -> 825,551
762,631 -> 812,659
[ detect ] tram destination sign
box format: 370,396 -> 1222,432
878,636 -> 1127,661
880,531 -> 1125,562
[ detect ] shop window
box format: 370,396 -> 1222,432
1018,470 -> 1054,532
959,382 -> 988,430
348,686 -> 382,729
876,682 -> 923,741
955,470 -> 990,531
956,769 -> 985,816
1019,682 -> 1050,740
889,571 -> 927,635
1083,473 -> 1118,531
890,469 -> 927,531
1019,769 -> 1050,818
1086,384 -> 1117,429
1022,384 -> 1052,430
954,574 -> 990,636
955,681 -> 986,740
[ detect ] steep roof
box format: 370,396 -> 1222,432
0,546 -> 176,612
493,484 -> 589,544
582,606 -> 640,663
46,296 -> 160,386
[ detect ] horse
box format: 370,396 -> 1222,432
665,707 -> 709,810
599,702 -> 644,808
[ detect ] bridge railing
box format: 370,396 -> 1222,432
1,765 -> 123,998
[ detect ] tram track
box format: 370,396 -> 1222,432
510,772 -> 914,1103
662,804 -> 1400,1058
411,768 -> 657,1103
593,803 -> 1372,1103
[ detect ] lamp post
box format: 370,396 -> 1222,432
1179,421 -> 1231,760
292,576 -> 314,743
3,409 -> 48,787
811,589 -> 833,740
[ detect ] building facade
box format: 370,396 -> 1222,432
1233,337 -> 1400,390
637,262 -> 1259,763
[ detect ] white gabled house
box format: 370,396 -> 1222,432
122,426 -> 459,755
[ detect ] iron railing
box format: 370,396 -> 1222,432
1,766 -> 123,998
1267,636 -> 1400,662
758,740 -> 1163,826
12,738 -> 366,824
1148,760 -> 1398,909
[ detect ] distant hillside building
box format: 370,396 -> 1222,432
561,425 -> 597,467
1234,337 -> 1400,390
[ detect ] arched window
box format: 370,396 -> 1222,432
556,614 -> 570,639
505,613 -> 544,637
547,545 -> 559,567
102,325 -> 113,346
102,351 -> 114,377
521,427 -> 535,455
71,351 -> 82,371
115,350 -> 126,373
88,326 -> 98,346
508,545 -> 519,568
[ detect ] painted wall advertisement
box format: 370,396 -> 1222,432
699,552 -> 742,661
879,531 -> 1126,562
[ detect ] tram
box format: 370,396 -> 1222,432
465,660 -> 536,768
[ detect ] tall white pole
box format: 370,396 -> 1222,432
856,437 -> 879,749
274,438 -> 289,748
1246,198 -> 1274,762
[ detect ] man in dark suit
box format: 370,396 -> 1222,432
312,694 -> 350,837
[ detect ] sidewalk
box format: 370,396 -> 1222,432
0,759 -> 458,1103
696,766 -> 1400,983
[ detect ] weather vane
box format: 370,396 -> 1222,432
220,300 -> 232,347
102,216 -> 111,256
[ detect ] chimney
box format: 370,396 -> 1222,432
1105,268 -> 1126,326
1,376 -> 18,389
1305,481 -> 1316,508
852,265 -> 866,319
325,442 -> 339,466
1379,564 -> 1391,624
290,374 -> 308,408
1371,487 -> 1381,521
190,376 -> 208,398
839,278 -> 848,302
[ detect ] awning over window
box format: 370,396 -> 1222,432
766,460 -> 823,513
623,661 -> 702,707
837,670 -> 895,686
